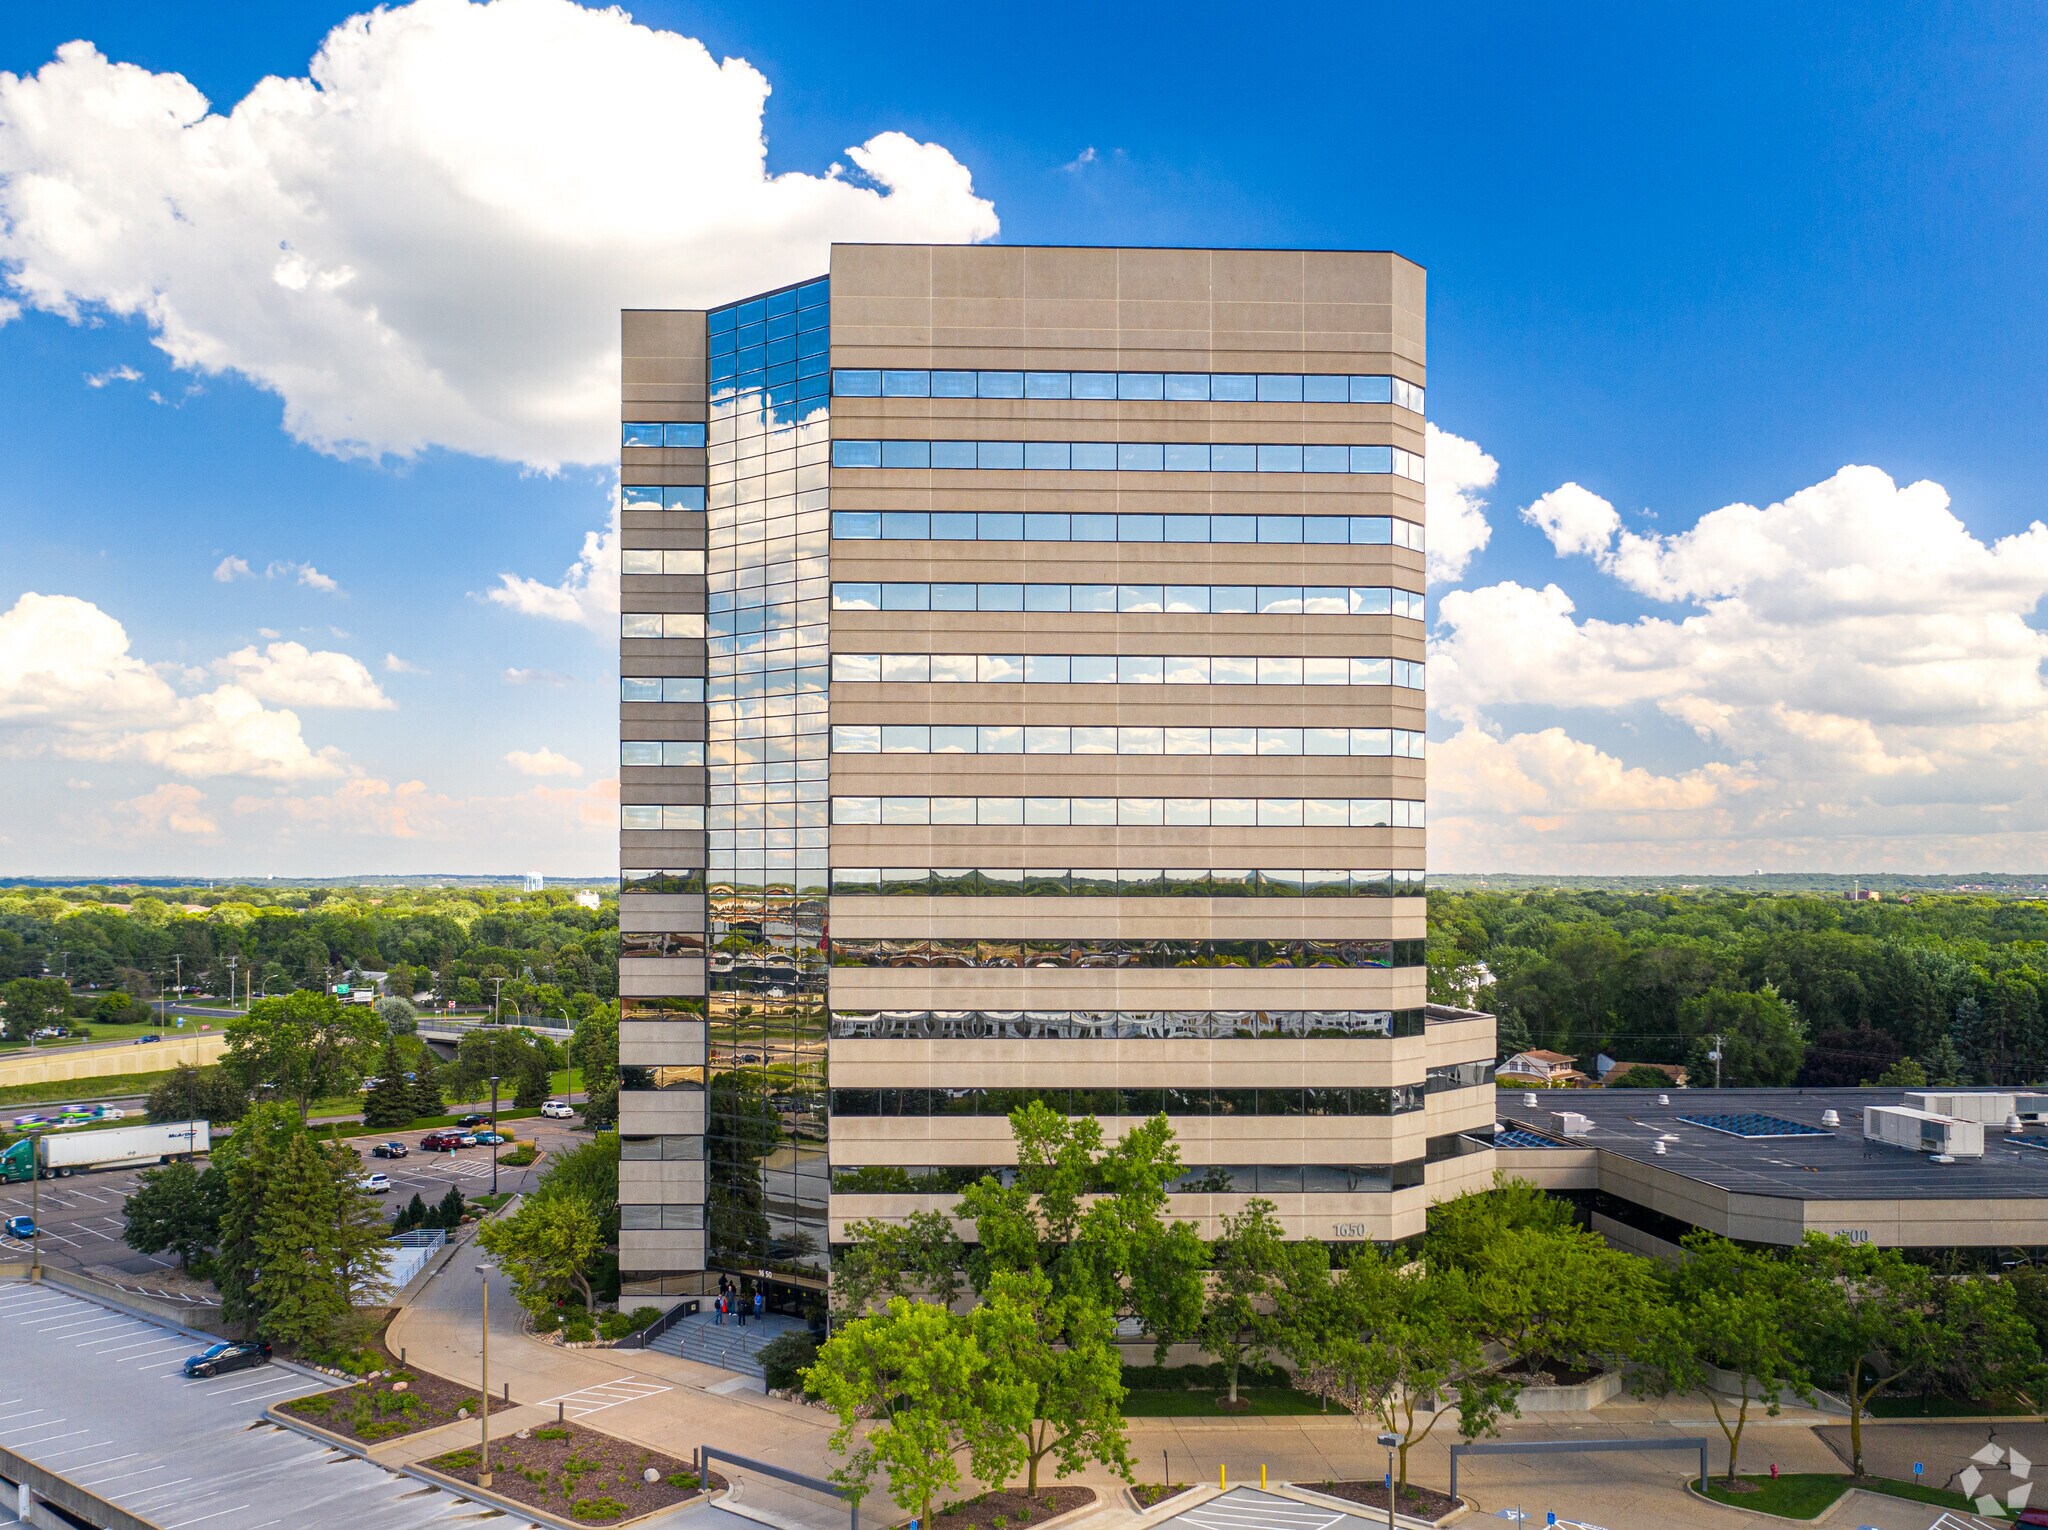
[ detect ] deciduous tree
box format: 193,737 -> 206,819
478,1193 -> 603,1311
122,1159 -> 222,1271
222,991 -> 383,1121
971,1266 -> 1132,1493
1197,1198 -> 1287,1406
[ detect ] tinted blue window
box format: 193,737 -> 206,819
1024,441 -> 1071,470
622,423 -> 663,447
932,440 -> 976,469
1025,584 -> 1068,611
1210,444 -> 1256,473
1163,443 -> 1210,472
1117,442 -> 1164,472
708,329 -> 737,356
710,354 -> 738,383
1117,372 -> 1164,400
765,312 -> 796,341
1164,514 -> 1210,542
1072,514 -> 1117,541
663,422 -> 706,449
665,486 -> 707,512
1025,513 -> 1069,540
1072,373 -> 1116,399
931,370 -> 975,398
1119,514 -> 1164,541
1350,445 -> 1393,473
708,307 -> 738,335
978,440 -> 1025,470
1072,442 -> 1116,471
1212,515 -> 1256,542
932,512 -> 977,539
621,484 -> 663,510
798,328 -> 829,356
737,322 -> 765,349
1165,373 -> 1210,401
979,512 -> 1023,540
881,584 -> 929,611
1350,375 -> 1392,404
881,441 -> 930,469
835,370 -> 881,397
1257,516 -> 1304,543
1025,372 -> 1071,399
1304,445 -> 1349,473
1257,445 -> 1304,472
978,371 -> 1024,398
766,337 -> 796,365
978,584 -> 1023,611
764,288 -> 797,319
796,372 -> 829,401
1212,374 -> 1256,401
882,512 -> 930,539
882,370 -> 929,398
931,583 -> 975,611
833,440 -> 882,468
797,351 -> 830,380
833,511 -> 880,539
1303,515 -> 1347,543
798,279 -> 829,309
1350,517 -> 1392,545
1304,375 -> 1348,403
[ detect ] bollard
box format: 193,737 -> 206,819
1260,1465 -> 1266,1490
503,1382 -> 510,1402
557,1401 -> 565,1424
400,1346 -> 406,1364
1220,1465 -> 1226,1490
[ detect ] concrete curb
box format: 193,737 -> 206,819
1274,1481 -> 1462,1529
404,1459 -> 712,1530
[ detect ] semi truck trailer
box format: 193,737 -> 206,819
0,1120 -> 211,1181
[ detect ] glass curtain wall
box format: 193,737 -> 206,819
703,277 -> 832,1296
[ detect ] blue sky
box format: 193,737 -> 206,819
3,1 -> 2046,874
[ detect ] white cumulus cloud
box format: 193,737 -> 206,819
85,363 -> 142,388
116,783 -> 218,838
1431,458 -> 2048,870
384,652 -> 426,674
265,560 -> 340,593
212,555 -> 251,582
210,641 -> 393,710
505,747 -> 581,777
1424,424 -> 1498,583
487,501 -> 619,632
0,0 -> 998,469
0,591 -> 347,780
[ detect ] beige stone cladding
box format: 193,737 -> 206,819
618,308 -> 711,1290
822,244 -> 1477,1245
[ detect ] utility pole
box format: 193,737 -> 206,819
489,977 -> 505,1027
226,956 -> 239,1013
1709,1034 -> 1724,1089
172,953 -> 183,1018
475,1261 -> 494,1487
27,1131 -> 41,1281
489,1073 -> 501,1195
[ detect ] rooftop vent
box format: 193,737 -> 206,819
1822,1109 -> 1841,1128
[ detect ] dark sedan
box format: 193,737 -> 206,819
370,1141 -> 409,1159
183,1339 -> 272,1378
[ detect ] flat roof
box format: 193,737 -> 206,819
1492,1086 -> 2048,1202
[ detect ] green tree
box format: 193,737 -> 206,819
448,1026 -> 558,1110
832,1210 -> 967,1321
1873,1057 -> 1928,1088
145,1065 -> 249,1124
375,996 -> 418,1034
0,976 -> 70,1041
408,1059 -> 445,1119
1606,1065 -> 1678,1089
248,1131 -> 354,1348
1922,1034 -> 1968,1086
1197,1198 -> 1287,1405
432,1185 -> 467,1231
535,1133 -> 620,1237
394,1191 -> 427,1234
1680,987 -> 1805,1086
807,1297 -> 1028,1525
569,1003 -> 618,1118
361,1037 -> 418,1130
971,1265 -> 1132,1493
478,1193 -> 603,1311
221,990 -> 383,1121
121,1159 -> 222,1270
1655,1234 -> 1812,1481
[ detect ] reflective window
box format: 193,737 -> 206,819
832,369 -> 1423,414
622,421 -> 708,449
833,724 -> 1423,758
622,612 -> 707,639
622,549 -> 707,576
832,509 -> 1424,551
832,439 -> 1424,482
620,805 -> 707,830
620,869 -> 708,894
621,741 -> 707,767
831,796 -> 1425,829
620,677 -> 706,703
825,1083 -> 1429,1116
830,868 -> 1425,898
826,1008 -> 1425,1040
811,652 -> 1425,689
831,583 -> 1425,622
621,485 -> 708,513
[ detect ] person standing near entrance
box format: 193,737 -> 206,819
753,1289 -> 764,1323
736,1284 -> 748,1327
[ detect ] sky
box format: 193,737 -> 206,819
2,0 -> 2047,876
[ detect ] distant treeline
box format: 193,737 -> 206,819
1430,889 -> 2048,1088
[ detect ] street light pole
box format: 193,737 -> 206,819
1376,1432 -> 1401,1530
489,977 -> 505,1027
226,956 -> 238,1012
489,1074 -> 501,1196
475,1261 -> 494,1487
28,1131 -> 41,1282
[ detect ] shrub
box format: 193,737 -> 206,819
499,1143 -> 539,1167
532,1426 -> 571,1441
597,1311 -> 632,1340
757,1329 -> 820,1392
628,1306 -> 662,1333
283,1394 -> 333,1415
533,1309 -> 563,1333
668,1471 -> 702,1491
572,1497 -> 627,1523
564,1316 -> 596,1343
435,1448 -> 480,1471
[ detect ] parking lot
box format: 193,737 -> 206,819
0,1280 -> 550,1528
0,1117 -> 591,1288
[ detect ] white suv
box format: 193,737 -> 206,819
540,1100 -> 575,1119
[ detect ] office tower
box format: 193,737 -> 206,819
617,246 -> 1495,1304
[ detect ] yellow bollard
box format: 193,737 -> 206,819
1220,1464 -> 1226,1490
1260,1465 -> 1267,1490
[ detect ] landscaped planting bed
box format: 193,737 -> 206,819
279,1361 -> 506,1444
928,1486 -> 1094,1530
1311,1480 -> 1462,1522
426,1424 -> 722,1524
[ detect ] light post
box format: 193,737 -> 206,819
1376,1432 -> 1400,1530
489,977 -> 506,1027
27,1130 -> 42,1281
489,1074 -> 501,1196
475,1260 -> 495,1487
226,956 -> 238,1013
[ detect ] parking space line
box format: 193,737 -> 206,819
56,1452 -> 138,1473
163,1505 -> 251,1528
1,1428 -> 90,1449
78,1465 -> 183,1488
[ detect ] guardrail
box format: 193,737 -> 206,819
0,1438 -> 162,1529
415,1017 -> 574,1040
700,1445 -> 856,1530
618,1296 -> 699,1349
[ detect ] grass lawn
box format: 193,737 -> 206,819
1870,1391 -> 2033,1417
0,1065 -> 194,1110
1124,1387 -> 1334,1418
1694,1474 -> 1981,1519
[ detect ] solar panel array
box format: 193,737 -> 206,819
1677,1112 -> 1829,1139
1489,1129 -> 1565,1149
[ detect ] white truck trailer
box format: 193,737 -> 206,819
38,1120 -> 211,1177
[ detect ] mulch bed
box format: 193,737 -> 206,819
927,1486 -> 1095,1530
426,1424 -> 723,1525
1500,1355 -> 1605,1388
1131,1484 -> 1190,1509
279,1351 -> 509,1444
1312,1480 -> 1462,1521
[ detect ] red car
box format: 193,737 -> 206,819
419,1131 -> 463,1152
2016,1510 -> 2048,1528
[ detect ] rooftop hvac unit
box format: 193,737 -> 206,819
1550,1110 -> 1593,1138
1658,1093 -> 1671,1105
1905,1091 -> 2032,1125
1524,1092 -> 1539,1108
1864,1104 -> 1985,1159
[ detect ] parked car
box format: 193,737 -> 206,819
419,1131 -> 463,1152
471,1130 -> 509,1146
455,1114 -> 489,1129
453,1131 -> 479,1148
4,1215 -> 35,1240
540,1099 -> 574,1119
363,1172 -> 391,1193
2016,1509 -> 2048,1529
370,1142 -> 408,1160
133,1034 -> 162,1044
183,1340 -> 271,1378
